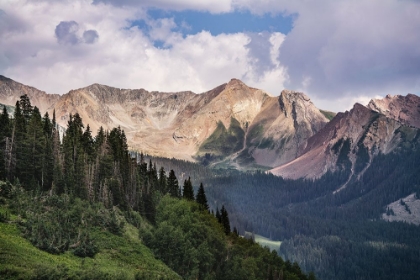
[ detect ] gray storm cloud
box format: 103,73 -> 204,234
55,21 -> 79,45
275,1 -> 420,98
55,21 -> 99,45
245,32 -> 275,76
83,30 -> 99,44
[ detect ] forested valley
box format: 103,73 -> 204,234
147,135 -> 420,280
0,95 -> 313,280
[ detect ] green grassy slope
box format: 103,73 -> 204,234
197,117 -> 245,164
0,207 -> 180,280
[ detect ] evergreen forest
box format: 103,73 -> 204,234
144,131 -> 420,280
0,95 -> 314,280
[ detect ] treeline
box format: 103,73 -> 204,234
0,95 -> 203,221
0,95 -> 314,280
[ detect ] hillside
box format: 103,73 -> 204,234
0,96 -> 313,280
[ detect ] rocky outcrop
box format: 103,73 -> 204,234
270,94 -> 420,179
244,90 -> 329,167
367,94 -> 420,128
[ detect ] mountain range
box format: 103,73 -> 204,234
1,74 -> 419,179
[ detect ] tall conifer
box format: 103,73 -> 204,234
168,169 -> 179,198
196,183 -> 209,210
182,177 -> 194,200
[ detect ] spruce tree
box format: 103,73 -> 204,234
82,124 -> 95,161
195,183 -> 209,210
0,106 -> 10,137
12,100 -> 28,182
158,166 -> 167,193
23,106 -> 45,188
167,169 -> 179,197
220,205 -> 231,235
19,94 -> 32,122
182,177 -> 194,200
0,106 -> 11,179
62,113 -> 87,198
215,207 -> 221,224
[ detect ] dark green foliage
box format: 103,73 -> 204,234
17,194 -> 118,256
72,231 -> 99,258
168,169 -> 179,197
144,196 -> 311,280
0,106 -> 11,180
182,176 -> 194,200
220,205 -> 231,235
195,182 -> 209,210
19,94 -> 32,122
143,196 -> 227,279
33,264 -> 123,280
0,180 -> 13,198
158,166 -> 167,193
0,209 -> 10,222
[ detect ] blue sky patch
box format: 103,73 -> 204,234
130,9 -> 294,48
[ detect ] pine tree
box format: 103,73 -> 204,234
167,169 -> 179,198
82,124 -> 95,161
19,94 -> 32,123
23,106 -> 45,188
158,166 -> 167,193
215,207 -> 221,224
41,112 -> 54,190
51,109 -> 64,194
195,183 -> 209,210
182,177 -> 194,200
220,205 -> 231,235
62,113 -> 87,198
42,112 -> 53,137
0,106 -> 11,179
0,106 -> 10,137
12,100 -> 28,182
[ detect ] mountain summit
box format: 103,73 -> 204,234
270,94 -> 420,179
0,76 -> 329,169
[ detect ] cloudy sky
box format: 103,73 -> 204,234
1,0 -> 419,112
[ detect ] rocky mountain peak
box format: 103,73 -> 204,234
367,93 -> 420,128
0,75 -> 330,170
0,76 -> 60,113
270,93 -> 420,180
279,90 -> 309,116
226,78 -> 246,88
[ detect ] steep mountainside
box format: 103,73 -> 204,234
270,94 -> 420,179
0,75 -> 329,168
0,75 -> 60,113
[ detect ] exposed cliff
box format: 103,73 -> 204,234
270,95 -> 420,179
